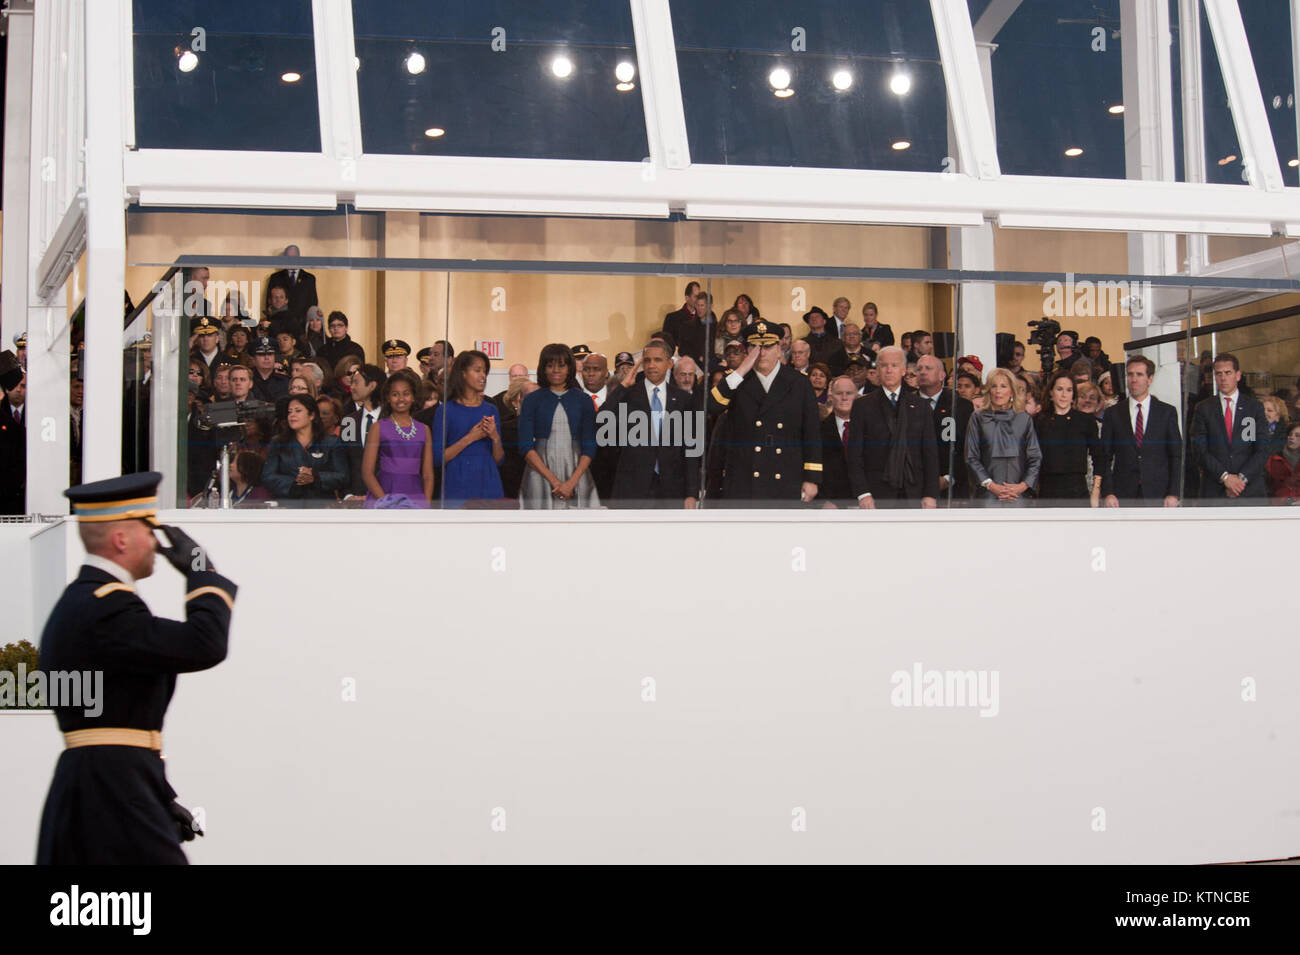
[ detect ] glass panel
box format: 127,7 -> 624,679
1240,0 -> 1299,186
131,0 -> 321,152
672,0 -> 948,171
352,1 -> 648,161
983,0 -> 1126,178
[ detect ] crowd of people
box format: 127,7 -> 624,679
2,266 -> 1299,512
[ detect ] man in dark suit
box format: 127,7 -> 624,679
860,302 -> 894,357
706,319 -> 823,506
606,340 -> 701,507
580,353 -> 625,501
265,244 -> 318,329
818,376 -> 858,506
341,364 -> 384,497
0,353 -> 26,514
801,307 -> 848,376
662,281 -> 701,351
1189,352 -> 1270,503
37,474 -> 236,864
846,346 -> 939,508
914,355 -> 972,503
1100,355 -> 1182,507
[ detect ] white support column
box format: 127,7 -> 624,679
2,1 -> 34,354
930,0 -> 1000,179
25,0 -> 70,515
1179,0 -> 1209,273
1122,0 -> 1181,409
82,0 -> 129,482
149,275 -> 181,505
630,0 -> 691,171
312,0 -> 362,177
1203,0 -> 1285,192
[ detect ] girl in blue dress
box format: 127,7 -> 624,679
431,350 -> 505,508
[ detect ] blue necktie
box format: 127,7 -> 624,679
651,386 -> 663,475
889,391 -> 898,408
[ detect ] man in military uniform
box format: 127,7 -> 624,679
36,472 -> 237,864
706,319 -> 822,506
249,336 -> 289,403
382,339 -> 411,376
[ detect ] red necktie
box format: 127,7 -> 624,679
840,421 -> 849,458
1134,404 -> 1144,448
591,394 -> 599,411
1223,397 -> 1233,438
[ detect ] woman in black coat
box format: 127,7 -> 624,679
262,394 -> 348,505
1034,370 -> 1101,506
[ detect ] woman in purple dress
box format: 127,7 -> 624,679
361,369 -> 433,507
432,350 -> 505,508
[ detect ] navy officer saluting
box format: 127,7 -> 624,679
37,471 -> 237,864
707,319 -> 823,506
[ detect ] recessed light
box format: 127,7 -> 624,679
281,71 -> 301,83
405,52 -> 426,75
832,69 -> 853,91
889,71 -> 911,96
1288,158 -> 1299,167
424,127 -> 445,138
615,61 -> 636,83
774,88 -> 794,98
769,67 -> 791,91
615,82 -> 636,92
1218,154 -> 1237,165
551,55 -> 573,78
1108,104 -> 1125,114
177,50 -> 198,73
892,140 -> 911,151
354,56 -> 361,71
1064,147 -> 1084,157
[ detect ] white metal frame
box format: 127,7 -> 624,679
108,0 -> 1300,235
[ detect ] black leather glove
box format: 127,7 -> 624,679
156,524 -> 215,574
168,800 -> 203,842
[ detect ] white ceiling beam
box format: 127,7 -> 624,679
629,0 -> 690,171
1203,0 -> 1286,192
972,0 -> 1022,44
930,0 -> 1001,179
312,0 -> 363,171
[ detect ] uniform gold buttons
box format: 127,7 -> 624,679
777,423 -> 783,429
753,471 -> 760,478
754,446 -> 761,452
774,473 -> 781,479
775,448 -> 782,454
755,420 -> 762,426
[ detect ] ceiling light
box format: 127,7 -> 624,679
769,67 -> 791,91
177,50 -> 198,73
774,88 -> 794,98
551,55 -> 573,78
405,51 -> 426,75
281,71 -> 301,83
1218,154 -> 1237,165
891,140 -> 911,151
424,127 -> 445,138
1289,158 -> 1299,168
1108,104 -> 1125,114
889,71 -> 911,96
1274,95 -> 1283,109
832,69 -> 853,91
1064,147 -> 1084,157
615,61 -> 636,83
354,56 -> 361,71
615,82 -> 636,92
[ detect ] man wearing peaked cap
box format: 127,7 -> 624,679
36,472 -> 238,864
249,336 -> 288,403
191,316 -> 223,371
416,345 -> 434,377
570,344 -> 592,375
13,331 -> 27,367
382,338 -> 410,375
705,320 -> 823,507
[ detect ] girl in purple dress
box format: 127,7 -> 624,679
362,369 -> 433,507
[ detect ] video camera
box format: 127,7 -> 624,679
1026,317 -> 1061,373
193,399 -> 277,432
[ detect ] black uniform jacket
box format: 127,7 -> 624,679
36,563 -> 237,864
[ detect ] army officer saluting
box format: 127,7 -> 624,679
707,319 -> 823,506
37,472 -> 237,864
